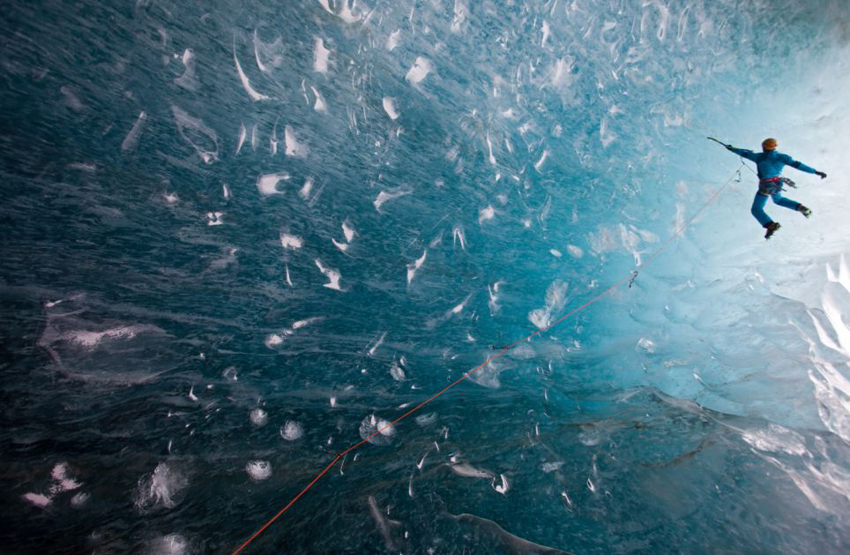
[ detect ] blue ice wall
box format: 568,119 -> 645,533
2,0 -> 850,553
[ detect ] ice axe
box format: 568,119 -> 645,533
707,136 -> 732,148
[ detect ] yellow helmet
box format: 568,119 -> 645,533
762,138 -> 778,151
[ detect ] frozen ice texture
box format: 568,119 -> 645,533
2,1 -> 850,553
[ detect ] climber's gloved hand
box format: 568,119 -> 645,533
816,171 -> 827,179
725,144 -> 734,151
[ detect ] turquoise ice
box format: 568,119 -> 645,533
1,0 -> 849,553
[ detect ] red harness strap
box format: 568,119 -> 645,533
757,176 -> 782,196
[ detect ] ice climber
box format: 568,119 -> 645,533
717,137 -> 827,240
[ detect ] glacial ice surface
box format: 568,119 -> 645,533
1,0 -> 849,552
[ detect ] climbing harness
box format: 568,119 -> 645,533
758,176 -> 796,196
758,177 -> 782,195
231,161 -> 747,555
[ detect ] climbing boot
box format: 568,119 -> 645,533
764,221 -> 781,240
797,204 -> 812,218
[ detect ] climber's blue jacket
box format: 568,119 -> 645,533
727,147 -> 818,180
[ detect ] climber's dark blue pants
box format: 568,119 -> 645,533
751,191 -> 800,227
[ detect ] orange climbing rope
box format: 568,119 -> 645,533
231,161 -> 745,554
